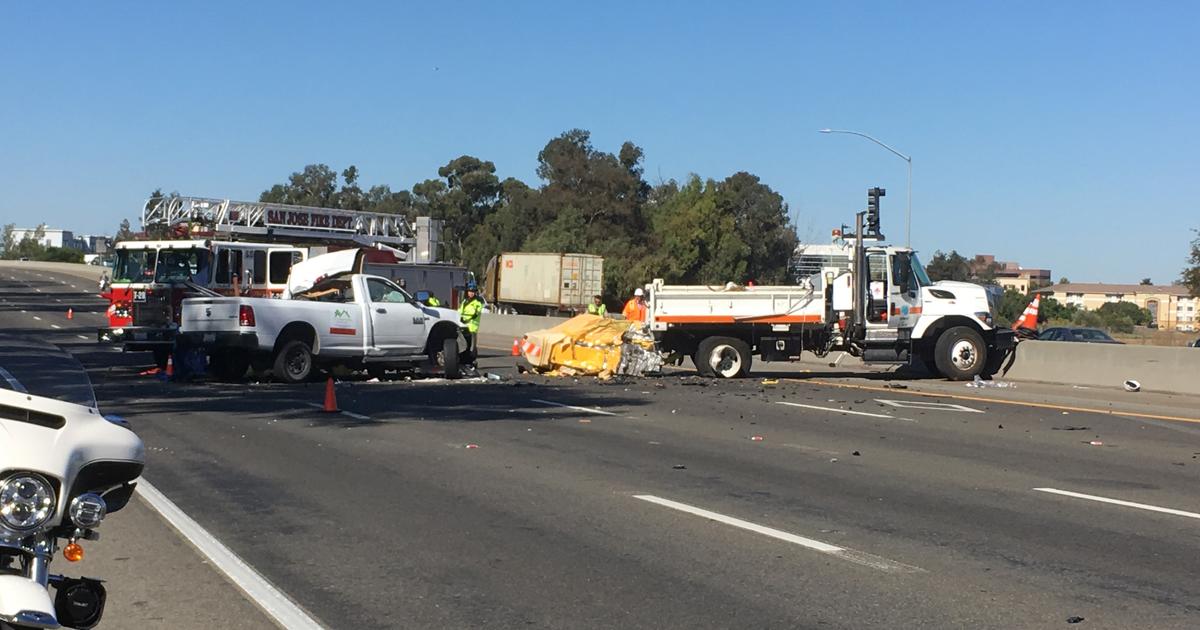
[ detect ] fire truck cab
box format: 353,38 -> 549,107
99,239 -> 305,364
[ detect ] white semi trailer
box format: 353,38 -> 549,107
647,191 -> 1014,380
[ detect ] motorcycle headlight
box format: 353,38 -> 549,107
0,474 -> 56,532
69,493 -> 107,529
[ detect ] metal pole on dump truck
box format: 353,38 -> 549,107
645,186 -> 1013,380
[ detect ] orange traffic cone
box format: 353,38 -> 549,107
1012,295 -> 1040,330
66,308 -> 74,320
164,355 -> 174,378
511,338 -> 521,356
323,377 -> 338,413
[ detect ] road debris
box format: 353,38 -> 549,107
465,443 -> 480,449
852,450 -> 861,456
883,383 -> 908,390
761,378 -> 779,385
966,375 -> 1014,388
672,464 -> 687,470
518,314 -> 662,378
1123,380 -> 1141,392
1066,616 -> 1085,624
750,435 -> 764,441
578,419 -> 592,424
1053,426 -> 1091,431
1087,440 -> 1104,446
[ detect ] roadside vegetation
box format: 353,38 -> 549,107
0,224 -> 85,263
141,129 -> 798,304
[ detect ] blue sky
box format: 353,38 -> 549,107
2,1 -> 1196,283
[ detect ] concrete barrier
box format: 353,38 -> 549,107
481,312 -> 575,341
0,260 -> 107,283
1001,340 -> 1200,395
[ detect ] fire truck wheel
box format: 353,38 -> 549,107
274,340 -> 314,384
933,326 -> 986,381
696,336 -> 752,379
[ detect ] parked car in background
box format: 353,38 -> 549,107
1038,327 -> 1123,344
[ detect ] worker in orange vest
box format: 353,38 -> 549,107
622,288 -> 647,322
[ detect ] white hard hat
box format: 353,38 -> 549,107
634,288 -> 644,296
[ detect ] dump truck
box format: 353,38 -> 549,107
482,253 -> 603,315
647,188 -> 1013,380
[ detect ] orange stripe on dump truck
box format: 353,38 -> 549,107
656,315 -> 823,324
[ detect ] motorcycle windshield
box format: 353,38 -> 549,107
0,336 -> 97,409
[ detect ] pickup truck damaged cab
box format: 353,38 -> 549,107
179,272 -> 465,382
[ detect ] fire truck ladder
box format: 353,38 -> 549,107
142,196 -> 416,247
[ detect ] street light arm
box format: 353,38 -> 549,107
818,129 -> 911,162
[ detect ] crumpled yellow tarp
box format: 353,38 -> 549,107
521,314 -> 654,377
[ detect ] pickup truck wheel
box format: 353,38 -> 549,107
441,337 -> 461,379
933,326 -> 986,381
696,336 -> 752,378
274,340 -> 314,384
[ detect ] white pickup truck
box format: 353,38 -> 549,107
179,250 -> 466,382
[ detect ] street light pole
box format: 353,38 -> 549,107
819,128 -> 912,247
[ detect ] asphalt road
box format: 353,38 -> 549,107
3,261 -> 1199,629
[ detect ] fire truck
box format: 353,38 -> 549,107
98,196 -> 462,366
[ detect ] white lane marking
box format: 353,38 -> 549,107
0,366 -> 27,392
775,401 -> 910,421
531,398 -> 617,416
50,324 -> 61,329
137,481 -> 326,629
634,494 -> 924,573
1033,488 -> 1200,520
77,335 -> 89,340
876,399 -> 983,413
304,402 -> 371,421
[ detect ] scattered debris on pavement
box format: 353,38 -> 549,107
750,435 -> 764,441
1053,426 -> 1091,431
966,375 -> 1014,388
1086,440 -> 1104,446
884,383 -> 908,390
761,378 -> 779,385
1123,380 -> 1141,392
1066,616 -> 1085,624
672,464 -> 687,470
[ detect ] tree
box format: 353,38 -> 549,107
115,219 -> 133,243
1183,229 -> 1200,296
1096,301 -> 1152,328
1038,296 -> 1077,324
713,172 -> 797,284
1,224 -> 14,259
260,164 -> 341,207
644,175 -> 750,286
1057,276 -> 1070,285
1140,278 -> 1153,285
996,288 -> 1030,327
925,250 -> 971,282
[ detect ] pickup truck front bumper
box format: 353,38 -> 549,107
178,330 -> 260,350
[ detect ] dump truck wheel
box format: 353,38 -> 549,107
696,336 -> 752,378
933,326 -> 986,381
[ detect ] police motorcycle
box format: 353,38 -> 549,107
0,338 -> 144,629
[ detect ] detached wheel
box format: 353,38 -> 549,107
274,340 -> 314,384
695,336 -> 752,379
933,326 -> 986,381
441,336 -> 461,379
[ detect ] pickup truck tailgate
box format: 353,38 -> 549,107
180,298 -> 244,333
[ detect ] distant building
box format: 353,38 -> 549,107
11,227 -> 77,249
1035,283 -> 1198,332
970,254 -> 1051,294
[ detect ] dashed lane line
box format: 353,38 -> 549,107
775,401 -> 914,422
634,494 -> 924,574
1033,488 -> 1200,520
795,378 -> 1200,425
531,398 -> 618,416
